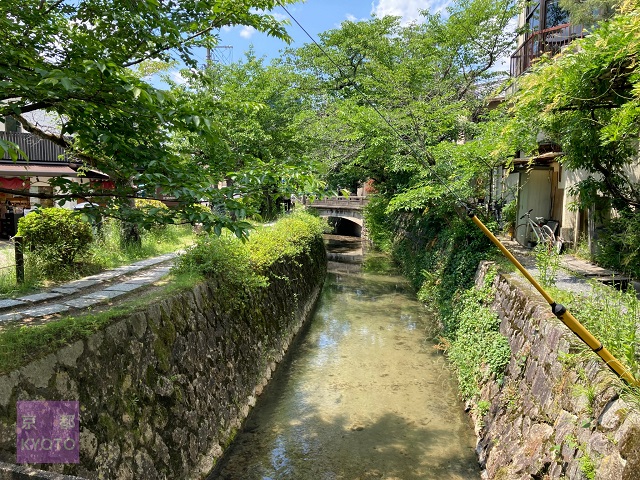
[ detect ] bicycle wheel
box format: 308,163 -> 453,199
541,225 -> 555,246
514,223 -> 531,246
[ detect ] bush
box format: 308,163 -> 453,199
595,212 -> 640,279
17,208 -> 93,264
502,200 -> 517,234
173,211 -> 325,295
446,270 -> 511,399
247,211 -> 326,273
172,233 -> 267,298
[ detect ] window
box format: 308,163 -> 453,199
526,0 -> 570,34
3,116 -> 22,133
545,0 -> 570,28
526,3 -> 540,35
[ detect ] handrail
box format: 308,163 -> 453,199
510,23 -> 584,77
305,196 -> 368,207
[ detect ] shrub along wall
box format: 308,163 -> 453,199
0,215 -> 327,479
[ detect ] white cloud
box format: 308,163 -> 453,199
371,0 -> 451,24
239,26 -> 257,39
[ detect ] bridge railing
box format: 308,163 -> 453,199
303,196 -> 368,208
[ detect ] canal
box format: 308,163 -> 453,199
210,236 -> 480,479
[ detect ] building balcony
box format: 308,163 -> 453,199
0,131 -> 66,164
510,23 -> 584,77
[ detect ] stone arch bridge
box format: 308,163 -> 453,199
303,196 -> 368,237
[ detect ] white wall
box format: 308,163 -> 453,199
515,168 -> 553,245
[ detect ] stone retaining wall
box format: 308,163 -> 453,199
475,261 -> 640,479
0,237 -> 326,480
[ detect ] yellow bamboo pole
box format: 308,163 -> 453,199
470,214 -> 638,386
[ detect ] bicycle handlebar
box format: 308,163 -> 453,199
519,208 -> 534,219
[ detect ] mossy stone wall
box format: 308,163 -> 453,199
0,237 -> 326,480
474,261 -> 640,480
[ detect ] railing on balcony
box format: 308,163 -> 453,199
0,132 -> 66,163
510,23 -> 584,77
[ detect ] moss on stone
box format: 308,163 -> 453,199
146,365 -> 158,387
148,316 -> 177,373
97,413 -> 119,439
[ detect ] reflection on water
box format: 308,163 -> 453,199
211,247 -> 480,480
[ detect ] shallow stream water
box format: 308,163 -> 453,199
211,238 -> 480,480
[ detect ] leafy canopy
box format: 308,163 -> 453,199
171,52 -> 325,222
283,0 -> 519,213
0,0 -> 298,234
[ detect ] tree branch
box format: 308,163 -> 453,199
43,0 -> 66,15
123,24 -> 220,68
0,187 -> 143,201
15,114 -> 69,150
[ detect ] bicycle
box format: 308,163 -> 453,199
515,209 -> 556,249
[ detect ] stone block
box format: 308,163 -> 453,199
597,452 -> 625,480
51,287 -> 81,295
129,313 -> 147,339
63,297 -> 104,309
20,303 -> 70,317
598,398 -> 628,431
104,282 -> 144,293
57,341 -> 84,368
19,292 -> 63,303
0,299 -> 26,310
63,279 -> 102,289
0,373 -> 18,408
84,289 -> 127,300
589,431 -> 614,457
0,312 -> 24,322
619,424 -> 640,479
19,354 -> 56,389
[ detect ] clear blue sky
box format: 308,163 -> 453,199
213,0 -> 447,64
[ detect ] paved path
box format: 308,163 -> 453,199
500,237 -> 639,297
0,252 -> 179,323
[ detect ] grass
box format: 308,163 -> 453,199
553,281 -> 640,382
0,221 -> 196,297
86,221 -> 195,269
0,212 -> 325,374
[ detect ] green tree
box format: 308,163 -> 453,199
172,52 -> 323,221
285,0 -> 519,211
503,0 -> 640,212
0,0 -> 298,234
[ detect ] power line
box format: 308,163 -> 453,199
278,3 -> 466,206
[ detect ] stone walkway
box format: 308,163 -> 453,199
500,237 -> 640,296
0,252 -> 179,323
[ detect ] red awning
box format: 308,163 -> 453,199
0,177 -> 29,190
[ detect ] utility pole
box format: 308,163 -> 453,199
205,46 -> 233,66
